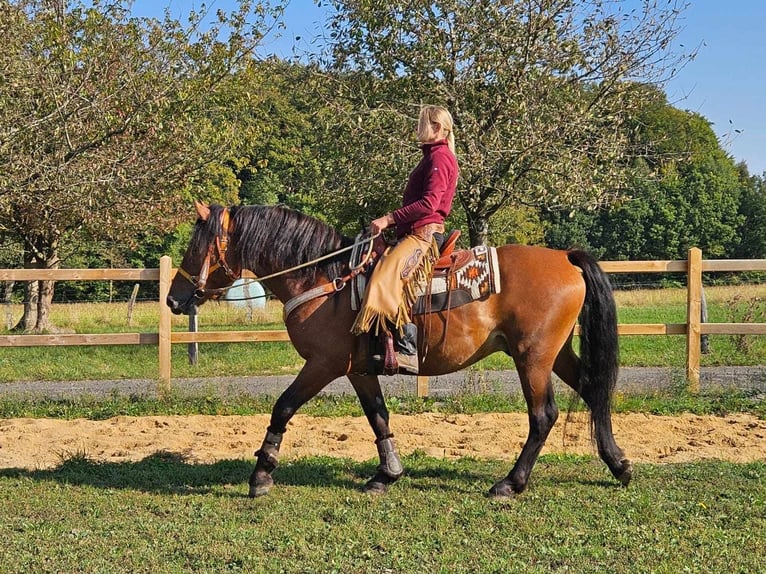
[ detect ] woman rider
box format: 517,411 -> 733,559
351,105 -> 459,374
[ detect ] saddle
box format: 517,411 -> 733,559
351,230 -> 501,375
411,242 -> 500,315
352,229 -> 501,316
435,229 -> 461,265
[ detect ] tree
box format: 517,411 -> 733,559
233,58 -> 331,218
544,89 -> 746,263
736,169 -> 766,259
0,0 -> 281,331
316,0 -> 692,245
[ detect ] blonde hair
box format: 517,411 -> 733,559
417,105 -> 455,154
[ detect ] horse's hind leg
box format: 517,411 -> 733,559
249,361 -> 339,498
489,362 -> 559,498
348,374 -> 404,494
554,341 -> 632,486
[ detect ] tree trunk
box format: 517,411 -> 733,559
11,251 -> 38,332
34,277 -> 56,332
466,212 -> 489,247
3,281 -> 14,330
11,243 -> 59,333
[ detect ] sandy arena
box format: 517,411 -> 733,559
1,412 -> 765,470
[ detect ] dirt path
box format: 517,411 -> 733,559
1,412 -> 764,470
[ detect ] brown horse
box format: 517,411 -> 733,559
167,202 -> 632,498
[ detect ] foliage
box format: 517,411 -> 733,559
233,59 -> 330,217
316,0 -> 693,244
736,168 -> 766,258
544,88 -> 747,262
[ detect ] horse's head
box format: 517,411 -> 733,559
166,201 -> 241,315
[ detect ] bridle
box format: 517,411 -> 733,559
176,208 -> 241,301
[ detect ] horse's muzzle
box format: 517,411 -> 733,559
166,294 -> 190,315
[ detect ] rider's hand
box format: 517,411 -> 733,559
369,213 -> 394,236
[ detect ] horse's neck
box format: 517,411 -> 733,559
258,276 -> 294,304
260,274 -> 328,305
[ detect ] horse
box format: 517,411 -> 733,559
166,201 -> 632,498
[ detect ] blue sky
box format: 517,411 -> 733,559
132,0 -> 766,176
665,0 -> 766,176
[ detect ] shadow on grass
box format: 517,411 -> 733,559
0,451 -> 618,496
0,453 -> 451,494
0,451 -> 251,495
0,451 -> 371,496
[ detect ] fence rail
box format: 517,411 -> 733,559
2,248 -> 766,394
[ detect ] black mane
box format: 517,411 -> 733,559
220,204 -> 353,286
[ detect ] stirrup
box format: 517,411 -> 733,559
395,352 -> 419,375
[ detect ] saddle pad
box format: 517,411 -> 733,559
352,245 -> 501,314
412,245 -> 501,315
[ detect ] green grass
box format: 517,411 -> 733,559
0,453 -> 763,573
0,342 -> 305,381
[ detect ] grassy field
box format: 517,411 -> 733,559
1,284 -> 765,382
0,453 -> 763,573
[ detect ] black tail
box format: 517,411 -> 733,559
567,249 -> 619,423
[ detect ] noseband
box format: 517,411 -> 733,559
176,208 -> 241,300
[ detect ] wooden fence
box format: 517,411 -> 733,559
2,248 -> 766,395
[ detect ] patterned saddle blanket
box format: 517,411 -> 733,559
351,245 -> 501,315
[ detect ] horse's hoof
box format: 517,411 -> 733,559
363,480 -> 389,495
617,458 -> 633,487
488,480 -> 518,499
363,470 -> 400,495
248,473 -> 273,498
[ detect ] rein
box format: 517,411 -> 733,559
176,208 -> 379,311
281,232 -> 377,319
247,235 -> 375,284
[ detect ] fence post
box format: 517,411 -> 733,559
686,247 -> 702,392
126,283 -> 140,326
159,255 -> 172,393
700,287 -> 710,354
417,375 -> 429,398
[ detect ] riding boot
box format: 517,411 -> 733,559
394,322 -> 419,375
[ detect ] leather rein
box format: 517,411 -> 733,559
176,207 -> 378,315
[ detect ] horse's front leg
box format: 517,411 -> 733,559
249,361 -> 338,498
348,373 -> 404,494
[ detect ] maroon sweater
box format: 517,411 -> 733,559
392,139 -> 459,238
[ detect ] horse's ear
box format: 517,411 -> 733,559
194,200 -> 210,222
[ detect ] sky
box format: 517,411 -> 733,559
664,0 -> 766,176
131,0 -> 766,176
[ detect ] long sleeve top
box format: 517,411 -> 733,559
392,139 -> 459,238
